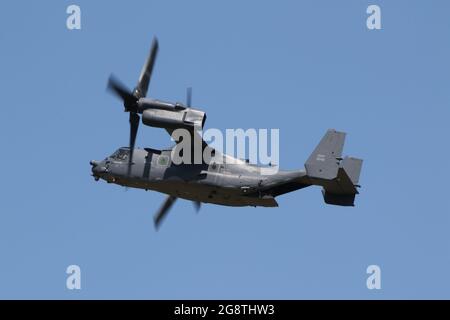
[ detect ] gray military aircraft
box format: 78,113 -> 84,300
90,37 -> 363,229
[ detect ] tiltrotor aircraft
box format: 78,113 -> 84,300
90,37 -> 363,229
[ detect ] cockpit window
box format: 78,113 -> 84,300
110,148 -> 129,161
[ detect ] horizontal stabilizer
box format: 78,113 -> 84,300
322,190 -> 356,206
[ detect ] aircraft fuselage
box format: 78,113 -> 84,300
91,147 -> 306,207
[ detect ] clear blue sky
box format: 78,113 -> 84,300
1,0 -> 449,299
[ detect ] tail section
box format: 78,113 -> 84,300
305,129 -> 345,180
341,156 -> 363,186
305,129 -> 363,206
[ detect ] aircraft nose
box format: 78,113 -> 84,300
90,160 -> 108,180
90,160 -> 99,167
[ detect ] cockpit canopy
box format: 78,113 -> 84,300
110,148 -> 130,161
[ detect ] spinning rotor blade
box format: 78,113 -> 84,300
193,200 -> 201,213
154,195 -> 177,229
107,75 -> 137,111
135,37 -> 159,98
186,87 -> 192,108
128,112 -> 140,176
106,36 -> 159,177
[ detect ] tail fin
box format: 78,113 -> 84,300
341,156 -> 363,186
305,129 -> 345,180
305,129 -> 363,206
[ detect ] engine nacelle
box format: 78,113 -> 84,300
142,108 -> 206,130
138,99 -> 176,111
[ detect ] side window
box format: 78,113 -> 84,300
110,149 -> 129,161
117,151 -> 128,161
110,149 -> 129,162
